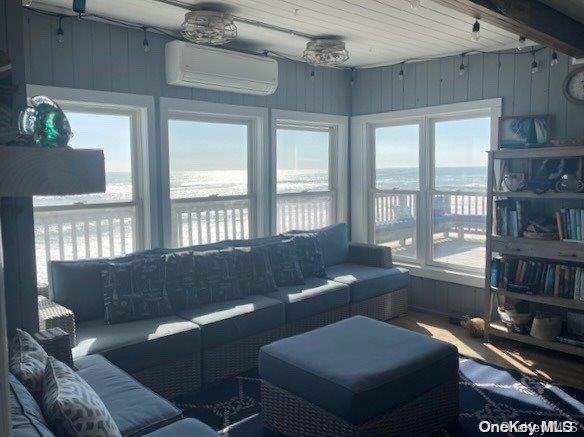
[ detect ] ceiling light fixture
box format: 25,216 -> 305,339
142,27 -> 150,53
398,63 -> 405,80
458,54 -> 466,76
551,51 -> 559,67
530,51 -> 539,74
56,17 -> 65,44
471,20 -> 480,41
181,10 -> 237,45
409,0 -> 421,9
303,39 -> 349,67
517,36 -> 526,51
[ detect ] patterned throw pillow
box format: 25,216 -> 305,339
9,328 -> 48,396
230,246 -> 278,296
193,250 -> 241,305
164,251 -> 198,310
102,256 -> 173,324
283,233 -> 326,278
42,357 -> 121,437
262,239 -> 305,286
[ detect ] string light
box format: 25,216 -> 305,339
551,51 -> 559,67
517,36 -> 526,51
142,26 -> 150,53
350,68 -> 356,87
458,54 -> 466,76
398,63 -> 404,80
310,68 -> 315,81
56,16 -> 64,43
471,20 -> 480,42
530,51 -> 539,74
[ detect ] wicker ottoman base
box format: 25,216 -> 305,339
262,378 -> 459,437
203,327 -> 285,385
350,288 -> 408,321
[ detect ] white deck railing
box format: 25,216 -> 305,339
277,191 -> 333,233
172,196 -> 251,248
33,203 -> 136,285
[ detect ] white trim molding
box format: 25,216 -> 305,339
159,98 -> 270,246
271,110 -> 349,234
351,98 -> 502,284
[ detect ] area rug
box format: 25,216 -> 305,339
174,357 -> 584,435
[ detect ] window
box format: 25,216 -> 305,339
431,117 -> 490,270
167,117 -> 252,247
356,99 -> 501,281
373,124 -> 420,259
33,105 -> 145,286
276,125 -> 335,233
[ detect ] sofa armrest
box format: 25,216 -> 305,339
34,328 -> 74,368
348,242 -> 393,268
38,295 -> 76,347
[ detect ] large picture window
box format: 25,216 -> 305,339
358,99 -> 501,281
168,117 -> 252,247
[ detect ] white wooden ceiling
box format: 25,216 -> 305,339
29,0 -> 536,68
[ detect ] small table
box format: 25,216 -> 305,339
259,315 -> 459,436
38,295 -> 76,347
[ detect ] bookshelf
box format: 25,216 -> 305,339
484,145 -> 584,357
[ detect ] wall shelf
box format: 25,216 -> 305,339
0,145 -> 105,196
490,235 -> 584,263
491,287 -> 584,311
493,191 -> 584,200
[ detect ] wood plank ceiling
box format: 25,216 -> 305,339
30,0 -> 533,67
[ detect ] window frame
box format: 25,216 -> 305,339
159,98 -> 269,247
271,110 -> 349,235
351,99 -> 501,287
26,85 -> 156,284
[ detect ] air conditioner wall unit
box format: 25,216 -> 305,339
166,41 -> 278,95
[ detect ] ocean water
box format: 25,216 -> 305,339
34,166 -> 487,207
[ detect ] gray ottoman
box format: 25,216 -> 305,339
259,316 -> 459,436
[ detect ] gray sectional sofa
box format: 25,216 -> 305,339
44,223 -> 410,398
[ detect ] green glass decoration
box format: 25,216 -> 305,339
19,96 -> 72,148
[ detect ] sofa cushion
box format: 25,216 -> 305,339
230,246 -> 277,296
268,278 -> 350,322
42,357 -> 121,437
283,233 -> 326,278
9,373 -> 54,437
9,329 -> 48,396
177,295 -> 285,348
289,223 -> 349,267
261,240 -> 304,287
259,316 -> 459,425
142,419 -> 218,437
164,251 -> 198,311
72,316 -> 201,374
325,263 -> 410,303
75,354 -> 182,436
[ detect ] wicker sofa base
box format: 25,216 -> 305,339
203,327 -> 285,385
286,305 -> 351,336
131,354 -> 201,399
350,287 -> 408,321
262,378 -> 459,437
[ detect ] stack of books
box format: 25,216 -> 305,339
555,208 -> 584,241
491,256 -> 584,300
495,200 -> 528,237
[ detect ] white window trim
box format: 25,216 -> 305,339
26,84 -> 157,249
351,98 -> 502,287
159,98 -> 269,247
271,109 -> 349,234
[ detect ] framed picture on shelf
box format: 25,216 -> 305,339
499,115 -> 551,149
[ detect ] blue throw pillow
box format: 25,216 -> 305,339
9,329 -> 48,397
193,249 -> 241,304
283,233 -> 326,278
230,246 -> 278,296
102,256 -> 173,324
164,251 -> 199,311
261,239 -> 305,286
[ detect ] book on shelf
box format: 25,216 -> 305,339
490,256 -> 584,301
495,200 -> 529,237
556,208 -> 584,242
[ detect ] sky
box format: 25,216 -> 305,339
376,116 -> 491,169
66,112 -> 491,174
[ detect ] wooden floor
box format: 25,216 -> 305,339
390,311 -> 584,390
